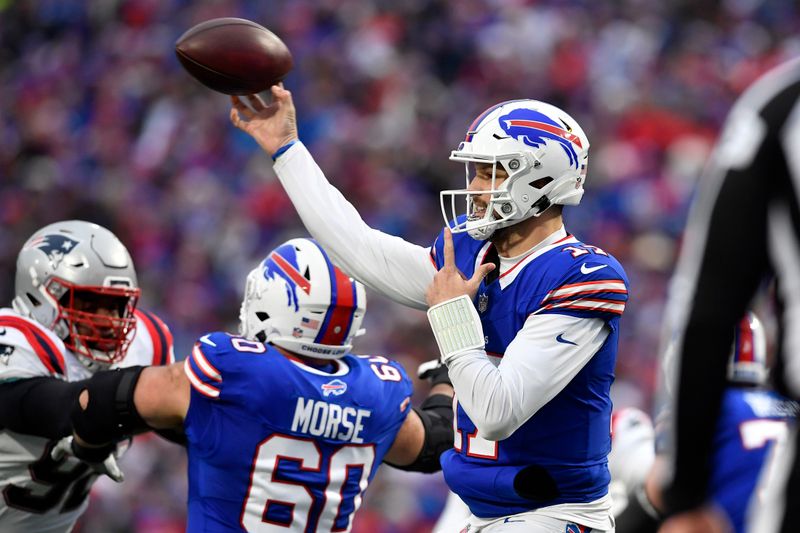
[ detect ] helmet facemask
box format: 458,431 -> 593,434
442,100 -> 589,240
49,278 -> 140,367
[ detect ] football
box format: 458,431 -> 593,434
175,18 -> 293,95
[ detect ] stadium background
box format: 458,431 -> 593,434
1,0 -> 798,531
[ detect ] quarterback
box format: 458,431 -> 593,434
0,220 -> 173,533
230,88 -> 628,532
64,238 -> 454,532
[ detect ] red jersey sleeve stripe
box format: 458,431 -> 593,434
0,317 -> 65,375
183,359 -> 220,398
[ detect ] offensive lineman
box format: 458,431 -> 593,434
0,220 -> 173,532
64,238 -> 454,532
229,89 -> 629,532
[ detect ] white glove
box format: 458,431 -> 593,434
51,436 -> 125,483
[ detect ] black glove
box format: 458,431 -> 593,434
417,359 -> 452,387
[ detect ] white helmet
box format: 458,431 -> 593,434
13,220 -> 140,369
239,238 -> 367,360
728,312 -> 768,386
443,100 -> 590,240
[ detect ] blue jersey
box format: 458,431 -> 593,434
431,225 -> 629,517
708,389 -> 797,533
183,332 -> 412,532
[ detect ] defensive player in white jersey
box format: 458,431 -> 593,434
229,89 -> 629,531
0,220 -> 174,533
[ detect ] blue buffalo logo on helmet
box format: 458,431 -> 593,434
499,108 -> 583,168
321,378 -> 347,397
262,243 -> 312,312
25,234 -> 81,269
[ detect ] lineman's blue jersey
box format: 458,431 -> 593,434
183,332 -> 412,532
708,389 -> 798,533
431,223 -> 629,517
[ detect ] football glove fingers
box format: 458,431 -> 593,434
417,359 -> 452,387
50,436 -> 125,483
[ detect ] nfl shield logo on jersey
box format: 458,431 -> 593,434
478,293 -> 489,313
321,379 -> 347,397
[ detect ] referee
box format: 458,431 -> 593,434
659,56 -> 800,533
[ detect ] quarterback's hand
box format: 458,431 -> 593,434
417,359 -> 452,387
51,436 -> 125,483
230,84 -> 299,157
426,228 -> 495,306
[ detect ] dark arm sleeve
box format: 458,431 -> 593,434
0,377 -> 87,439
662,80 -> 800,513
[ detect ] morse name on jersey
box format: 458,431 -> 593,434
290,397 -> 371,443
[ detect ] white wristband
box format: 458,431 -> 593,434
427,295 -> 485,363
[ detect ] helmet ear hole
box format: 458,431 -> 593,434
303,266 -> 310,280
26,293 -> 42,307
255,311 -> 270,321
529,177 -> 553,189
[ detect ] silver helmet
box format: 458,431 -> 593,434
13,220 -> 140,368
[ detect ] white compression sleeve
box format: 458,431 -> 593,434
446,313 -> 608,441
273,142 -> 434,310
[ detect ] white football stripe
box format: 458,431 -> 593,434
543,281 -> 627,302
192,345 -> 222,382
184,359 -> 220,398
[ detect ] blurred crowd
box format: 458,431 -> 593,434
2,0 -> 799,531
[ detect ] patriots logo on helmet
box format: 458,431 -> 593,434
321,378 -> 347,397
499,108 -> 583,168
25,234 -> 81,269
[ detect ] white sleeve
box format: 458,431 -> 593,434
272,142 -> 435,310
446,313 -> 609,441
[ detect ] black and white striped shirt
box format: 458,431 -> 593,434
662,56 -> 800,516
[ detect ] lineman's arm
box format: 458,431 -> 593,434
230,87 -> 435,310
384,383 -> 454,472
71,363 -> 189,448
0,377 -> 85,438
131,363 -> 190,429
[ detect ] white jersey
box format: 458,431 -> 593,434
0,307 -> 174,533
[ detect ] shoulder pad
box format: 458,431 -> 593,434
134,309 -> 174,366
535,243 -> 629,319
0,314 -> 66,378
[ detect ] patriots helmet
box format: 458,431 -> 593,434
239,238 -> 367,360
13,220 -> 140,369
728,312 -> 768,385
443,99 -> 590,240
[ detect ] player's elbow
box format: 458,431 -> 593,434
474,420 -> 515,441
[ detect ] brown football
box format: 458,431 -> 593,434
175,18 -> 293,95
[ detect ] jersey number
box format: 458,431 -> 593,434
739,419 -> 790,502
2,440 -> 95,514
360,355 -> 402,382
453,400 -> 499,460
241,434 -> 375,532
